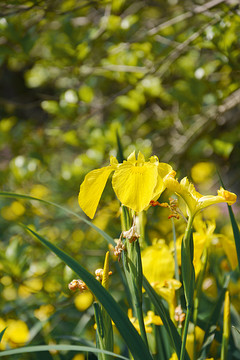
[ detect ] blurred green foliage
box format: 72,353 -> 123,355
0,0 -> 240,359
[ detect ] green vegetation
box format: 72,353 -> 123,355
0,1 -> 240,359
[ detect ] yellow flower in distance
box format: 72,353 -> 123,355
175,216 -> 238,275
142,240 -> 175,288
164,175 -> 237,218
0,319 -> 30,349
78,151 -> 174,218
127,309 -> 162,334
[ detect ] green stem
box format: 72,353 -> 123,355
193,248 -> 208,360
180,215 -> 195,360
180,306 -> 191,360
172,218 -> 181,329
172,218 -> 180,284
136,299 -> 148,347
121,206 -> 149,348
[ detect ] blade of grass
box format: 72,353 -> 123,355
199,277 -> 229,360
143,276 -> 190,360
116,130 -> 124,163
23,225 -> 153,360
0,191 -> 114,246
0,328 -> 6,343
0,345 -> 129,359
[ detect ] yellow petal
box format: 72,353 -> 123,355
112,162 -> 158,212
217,187 -> 237,205
219,235 -> 238,270
110,156 -> 118,166
158,163 -> 175,179
197,188 -> 237,212
78,166 -> 114,218
142,242 -> 175,287
137,151 -> 145,165
164,176 -> 236,218
127,151 -> 136,163
151,163 -> 175,201
163,174 -> 182,194
150,155 -> 159,163
193,233 -> 207,276
151,176 -> 164,202
145,311 -> 163,326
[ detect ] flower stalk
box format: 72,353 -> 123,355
94,252 -> 114,360
121,206 -> 149,348
193,247 -> 208,360
180,215 -> 195,360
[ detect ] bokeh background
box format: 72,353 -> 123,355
0,0 -> 240,359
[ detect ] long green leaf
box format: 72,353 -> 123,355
143,276 -> 190,360
0,328 -> 6,343
0,345 -> 129,359
23,225 -> 153,360
0,191 -> 114,246
199,277 -> 229,360
216,173 -> 240,268
116,130 -> 124,163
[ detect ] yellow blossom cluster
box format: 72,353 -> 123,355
0,318 -> 29,349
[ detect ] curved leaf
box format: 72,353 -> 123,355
0,345 -> 129,359
143,276 -> 190,360
0,191 -> 114,246
0,328 -> 6,343
23,225 -> 153,360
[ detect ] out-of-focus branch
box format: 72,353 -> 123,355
153,17 -> 220,78
0,1 -> 43,17
148,0 -> 229,35
162,88 -> 240,163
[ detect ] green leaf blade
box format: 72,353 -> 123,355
0,345 -> 129,359
23,225 -> 153,360
0,191 -> 114,246
143,276 -> 190,360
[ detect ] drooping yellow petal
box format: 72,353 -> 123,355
164,175 -> 237,218
158,163 -> 175,179
112,161 -> 158,212
196,188 -> 237,213
78,166 -> 115,219
218,187 -> 237,205
151,163 -> 175,201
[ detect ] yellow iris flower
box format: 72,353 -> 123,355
163,175 -> 237,218
78,151 -> 174,218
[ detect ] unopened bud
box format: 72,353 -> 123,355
95,268 -> 112,282
68,279 -> 88,292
